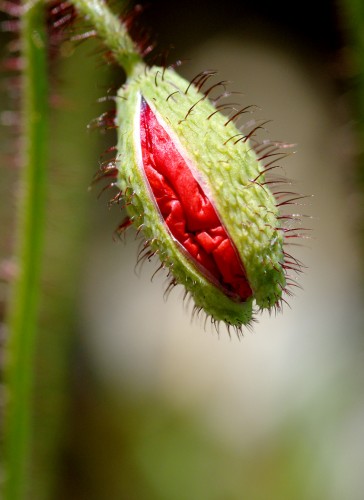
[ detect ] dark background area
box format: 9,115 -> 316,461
139,0 -> 343,59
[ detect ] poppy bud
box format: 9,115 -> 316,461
115,65 -> 288,328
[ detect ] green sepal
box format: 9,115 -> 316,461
116,64 -> 286,325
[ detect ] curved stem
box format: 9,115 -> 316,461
3,1 -> 48,499
69,0 -> 144,76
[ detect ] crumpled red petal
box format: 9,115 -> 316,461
140,98 -> 252,301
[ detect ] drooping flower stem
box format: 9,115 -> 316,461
3,1 -> 48,499
69,0 -> 144,76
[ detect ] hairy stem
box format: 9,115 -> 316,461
3,1 -> 48,499
69,0 -> 144,76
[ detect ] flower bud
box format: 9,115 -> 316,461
115,65 -> 287,328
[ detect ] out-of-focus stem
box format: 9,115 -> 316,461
340,0 -> 364,246
3,1 -> 48,499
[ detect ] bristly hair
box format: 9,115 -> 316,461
45,1 -> 156,67
121,2 -> 155,58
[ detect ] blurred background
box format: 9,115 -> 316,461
1,0 -> 364,499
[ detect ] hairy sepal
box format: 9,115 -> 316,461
116,65 -> 285,325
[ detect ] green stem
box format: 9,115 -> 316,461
2,1 -> 143,497
69,0 -> 144,76
3,1 -> 48,499
340,0 -> 364,252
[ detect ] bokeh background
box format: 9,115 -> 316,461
1,1 -> 364,499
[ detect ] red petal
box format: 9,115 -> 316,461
140,98 -> 252,301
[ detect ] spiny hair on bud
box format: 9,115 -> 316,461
88,109 -> 117,132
